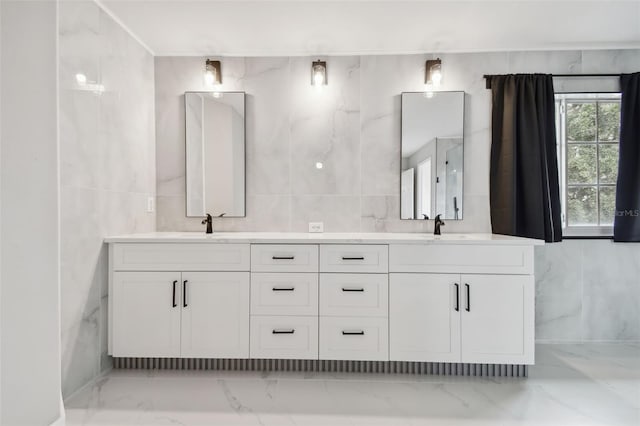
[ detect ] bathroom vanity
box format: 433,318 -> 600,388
106,233 -> 542,376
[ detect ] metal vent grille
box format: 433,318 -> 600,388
113,358 -> 528,377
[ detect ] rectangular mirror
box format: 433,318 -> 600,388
185,92 -> 246,217
401,91 -> 464,220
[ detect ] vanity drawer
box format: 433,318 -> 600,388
251,273 -> 318,316
319,274 -> 388,317
389,244 -> 534,275
319,317 -> 388,361
319,245 -> 388,273
251,245 -> 318,273
250,316 -> 318,360
112,243 -> 250,271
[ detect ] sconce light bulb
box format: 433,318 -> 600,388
76,73 -> 87,85
315,162 -> 324,169
311,61 -> 327,87
204,70 -> 216,86
431,70 -> 442,86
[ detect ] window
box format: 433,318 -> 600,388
555,93 -> 621,236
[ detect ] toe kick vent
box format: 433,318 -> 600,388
112,358 -> 528,377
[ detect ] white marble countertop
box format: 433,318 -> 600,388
104,232 -> 544,245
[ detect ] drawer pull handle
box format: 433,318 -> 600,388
342,287 -> 364,292
454,283 -> 459,312
342,256 -> 365,260
272,329 -> 295,334
342,330 -> 365,336
465,283 -> 470,312
172,280 -> 178,308
183,280 -> 188,308
272,287 -> 295,291
272,256 -> 295,260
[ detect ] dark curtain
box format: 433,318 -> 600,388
489,74 -> 562,242
614,72 -> 640,242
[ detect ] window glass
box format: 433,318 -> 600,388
567,103 -> 596,142
556,93 -> 621,236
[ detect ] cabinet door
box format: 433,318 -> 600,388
112,271 -> 181,357
389,273 -> 461,362
460,274 -> 534,364
181,272 -> 250,358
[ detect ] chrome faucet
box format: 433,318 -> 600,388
434,214 -> 445,235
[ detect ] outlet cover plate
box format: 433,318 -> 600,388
308,222 -> 324,233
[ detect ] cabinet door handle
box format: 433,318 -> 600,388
272,287 -> 295,291
272,256 -> 295,260
272,329 -> 295,334
342,256 -> 365,260
342,287 -> 364,292
183,280 -> 188,308
172,280 -> 178,308
465,283 -> 470,312
342,330 -> 365,336
454,283 -> 459,312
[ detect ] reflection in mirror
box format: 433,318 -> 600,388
401,91 -> 464,220
185,92 -> 246,217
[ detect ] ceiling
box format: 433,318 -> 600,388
101,1 -> 640,56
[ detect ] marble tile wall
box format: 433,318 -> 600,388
59,0 -> 156,398
156,49 -> 640,343
155,49 -> 640,234
535,240 -> 640,342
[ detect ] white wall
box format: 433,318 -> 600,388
58,0 -> 156,398
155,49 -> 640,342
0,1 -> 62,425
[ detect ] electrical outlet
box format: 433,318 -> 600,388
308,222 -> 324,233
147,196 -> 155,213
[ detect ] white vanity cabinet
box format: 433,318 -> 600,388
249,245 -> 320,360
107,233 -> 540,371
318,245 -> 389,361
459,274 -> 533,364
109,244 -> 251,358
112,271 -> 182,357
180,272 -> 250,358
389,244 -> 535,365
389,273 -> 460,363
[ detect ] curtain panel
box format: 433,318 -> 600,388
489,74 -> 562,243
614,72 -> 640,242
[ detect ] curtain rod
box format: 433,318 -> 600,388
483,73 -> 621,89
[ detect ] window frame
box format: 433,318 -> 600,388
555,92 -> 621,238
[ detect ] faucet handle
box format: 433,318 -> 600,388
201,213 -> 212,225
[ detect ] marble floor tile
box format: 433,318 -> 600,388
65,344 -> 640,426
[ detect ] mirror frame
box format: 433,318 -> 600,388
399,90 -> 465,221
184,91 -> 247,218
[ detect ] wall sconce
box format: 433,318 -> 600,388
204,59 -> 222,87
425,58 -> 442,88
311,60 -> 327,86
